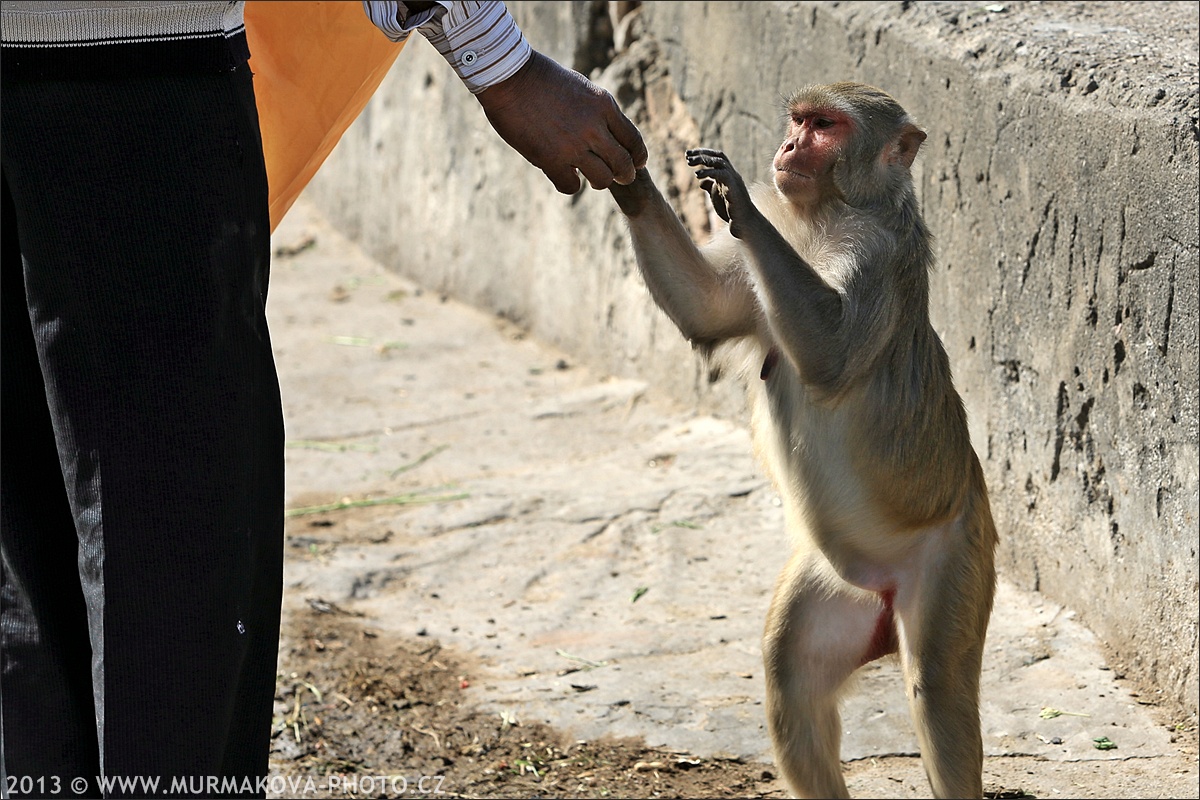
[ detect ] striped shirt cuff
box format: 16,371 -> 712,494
361,1 -> 443,43
363,1 -> 531,95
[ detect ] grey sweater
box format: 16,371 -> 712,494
1,2 -> 248,76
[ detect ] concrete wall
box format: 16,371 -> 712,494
304,1 -> 1199,720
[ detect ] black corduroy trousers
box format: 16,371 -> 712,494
1,62 -> 284,797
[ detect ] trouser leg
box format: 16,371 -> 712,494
0,63 -> 284,797
1,172 -> 102,796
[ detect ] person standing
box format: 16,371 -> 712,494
0,2 -> 645,796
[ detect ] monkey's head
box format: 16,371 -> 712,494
775,82 -> 926,212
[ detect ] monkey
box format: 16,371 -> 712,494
609,82 -> 998,799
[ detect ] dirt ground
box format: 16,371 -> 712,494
272,608 -> 783,800
261,202 -> 1197,799
269,585 -> 1195,800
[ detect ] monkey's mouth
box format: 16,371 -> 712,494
775,167 -> 813,180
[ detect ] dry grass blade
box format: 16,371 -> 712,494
285,491 -> 469,518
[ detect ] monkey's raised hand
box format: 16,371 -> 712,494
687,149 -> 752,237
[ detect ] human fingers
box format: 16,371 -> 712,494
575,150 -> 617,190
543,163 -> 586,195
607,104 -> 648,175
584,124 -> 637,186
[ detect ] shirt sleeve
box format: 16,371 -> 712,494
361,1 -> 447,43
363,1 -> 532,95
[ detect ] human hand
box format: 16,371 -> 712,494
476,50 -> 648,194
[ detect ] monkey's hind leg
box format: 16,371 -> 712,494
895,536 -> 993,799
762,549 -> 896,799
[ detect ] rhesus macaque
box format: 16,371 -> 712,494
610,82 -> 998,799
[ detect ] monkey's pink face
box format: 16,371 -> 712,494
773,105 -> 852,202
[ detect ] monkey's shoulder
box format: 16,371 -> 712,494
748,183 -> 866,287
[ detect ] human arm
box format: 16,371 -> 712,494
363,1 -> 647,193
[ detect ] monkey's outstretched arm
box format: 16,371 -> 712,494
610,168 -> 758,348
688,150 -> 847,392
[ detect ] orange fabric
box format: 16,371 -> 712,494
245,1 -> 406,232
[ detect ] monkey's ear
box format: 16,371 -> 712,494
887,124 -> 927,169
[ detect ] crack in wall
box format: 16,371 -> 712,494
1050,381 -> 1068,482
1021,194 -> 1056,289
1062,214 -> 1079,310
1160,253 -> 1175,357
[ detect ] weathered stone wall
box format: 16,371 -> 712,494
304,1 -> 1199,719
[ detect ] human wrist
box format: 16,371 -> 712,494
420,1 -> 531,95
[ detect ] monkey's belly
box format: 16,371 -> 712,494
770,444 -> 925,593
751,366 -> 930,591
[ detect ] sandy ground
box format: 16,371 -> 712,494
264,199 -> 1197,798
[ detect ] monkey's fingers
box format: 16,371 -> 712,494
699,178 -> 731,223
694,167 -> 736,185
686,148 -> 733,169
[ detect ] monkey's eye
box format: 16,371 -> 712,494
813,117 -> 836,130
